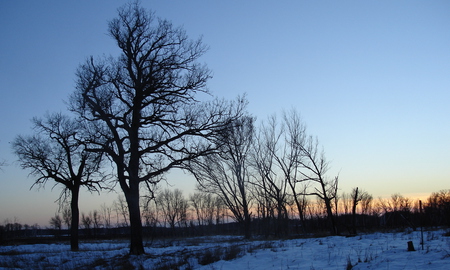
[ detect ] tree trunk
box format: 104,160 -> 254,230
240,184 -> 251,239
293,195 -> 306,233
352,187 -> 359,235
125,181 -> 145,255
70,187 -> 80,251
324,197 -> 337,235
243,202 -> 251,239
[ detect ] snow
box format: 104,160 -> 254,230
1,229 -> 449,269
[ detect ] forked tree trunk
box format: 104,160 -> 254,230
324,197 -> 337,235
70,187 -> 80,251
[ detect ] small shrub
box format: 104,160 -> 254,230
224,244 -> 242,261
153,257 -> 190,270
198,247 -> 222,265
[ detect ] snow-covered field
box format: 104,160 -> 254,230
1,229 -> 449,269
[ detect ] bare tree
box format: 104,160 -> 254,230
297,135 -> 339,235
157,189 -> 188,232
341,192 -> 352,215
376,197 -> 391,214
101,203 -> 113,229
13,113 -> 105,251
279,110 -> 308,231
350,187 -> 360,235
142,198 -> 159,227
426,189 -> 450,226
92,210 -> 102,236
81,212 -> 93,234
114,195 -> 129,227
70,2 -> 245,254
360,191 -> 373,215
252,115 -> 290,236
190,192 -> 215,226
62,206 -> 71,229
213,196 -> 226,225
188,116 -> 255,238
49,214 -> 62,231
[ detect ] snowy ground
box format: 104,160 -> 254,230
0,229 -> 449,269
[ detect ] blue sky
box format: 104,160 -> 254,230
1,0 -> 449,226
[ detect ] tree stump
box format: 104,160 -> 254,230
407,241 -> 415,251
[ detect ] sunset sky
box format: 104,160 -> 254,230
1,0 -> 449,226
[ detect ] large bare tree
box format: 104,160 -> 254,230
70,3 -> 244,254
13,113 -> 105,251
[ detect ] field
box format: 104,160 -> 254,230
1,229 -> 449,269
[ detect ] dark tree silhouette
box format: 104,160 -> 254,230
189,116 -> 255,239
252,115 -> 291,236
49,214 -> 62,231
70,2 -> 245,254
189,192 -> 215,226
298,136 -> 339,235
279,110 -> 309,232
13,113 -> 105,251
157,189 -> 188,232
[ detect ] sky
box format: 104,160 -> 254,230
1,0 -> 449,227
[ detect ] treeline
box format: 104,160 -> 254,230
2,189 -> 449,244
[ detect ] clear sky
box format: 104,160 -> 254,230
1,0 -> 449,227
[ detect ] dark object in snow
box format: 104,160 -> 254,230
407,241 -> 415,251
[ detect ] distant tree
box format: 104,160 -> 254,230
376,197 -> 391,214
426,189 -> 450,226
81,212 -> 93,233
49,214 -> 62,231
360,191 -> 373,215
157,189 -> 189,232
189,116 -> 255,238
213,196 -> 226,225
297,135 -> 339,235
101,203 -> 113,229
70,2 -> 245,254
62,206 -> 71,229
350,187 -> 360,235
92,210 -> 102,236
114,195 -> 129,227
12,113 -> 106,251
142,198 -> 159,227
252,115 -> 290,236
377,193 -> 413,228
341,192 -> 352,215
279,110 -> 309,231
190,192 -> 215,226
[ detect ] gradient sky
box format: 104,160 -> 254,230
1,0 -> 449,227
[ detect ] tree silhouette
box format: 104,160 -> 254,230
189,116 -> 255,238
70,2 -> 245,254
13,113 -> 105,251
298,135 -> 339,235
252,115 -> 291,236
